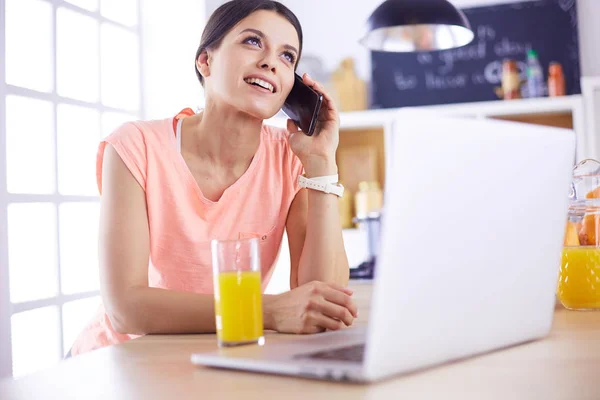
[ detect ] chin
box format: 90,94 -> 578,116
238,101 -> 282,121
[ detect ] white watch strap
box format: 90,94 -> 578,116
307,174 -> 339,184
298,175 -> 344,197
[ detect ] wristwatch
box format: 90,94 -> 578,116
298,174 -> 345,197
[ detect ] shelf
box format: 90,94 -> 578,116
266,95 -> 584,131
416,94 -> 583,118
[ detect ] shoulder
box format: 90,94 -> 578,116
106,117 -> 174,148
261,123 -> 292,142
261,123 -> 300,157
260,123 -> 304,178
260,124 -> 296,160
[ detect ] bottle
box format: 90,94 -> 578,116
498,59 -> 522,100
548,62 -> 566,97
525,50 -> 546,98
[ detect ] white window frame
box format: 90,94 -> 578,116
0,0 -> 144,378
1,0 -> 9,378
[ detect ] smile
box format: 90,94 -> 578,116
244,77 -> 275,93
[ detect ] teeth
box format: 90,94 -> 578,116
245,77 -> 274,92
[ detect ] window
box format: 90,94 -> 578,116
0,0 -> 142,378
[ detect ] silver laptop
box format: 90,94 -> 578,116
191,110 -> 576,383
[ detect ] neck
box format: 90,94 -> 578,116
185,99 -> 263,169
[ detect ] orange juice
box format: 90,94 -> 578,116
558,247 -> 600,310
214,270 -> 263,344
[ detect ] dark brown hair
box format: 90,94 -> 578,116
195,0 -> 303,86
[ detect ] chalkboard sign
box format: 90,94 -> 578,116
370,0 -> 580,108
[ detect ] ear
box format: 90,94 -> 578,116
196,50 -> 212,79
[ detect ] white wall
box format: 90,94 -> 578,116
141,0 -> 206,120
205,0 -> 600,81
577,0 -> 600,77
205,0 -> 378,79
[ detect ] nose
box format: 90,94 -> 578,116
258,52 -> 277,73
260,63 -> 274,72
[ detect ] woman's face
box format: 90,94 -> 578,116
198,10 -> 300,120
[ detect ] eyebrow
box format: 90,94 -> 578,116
239,28 -> 299,55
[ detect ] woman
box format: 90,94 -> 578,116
69,0 -> 357,357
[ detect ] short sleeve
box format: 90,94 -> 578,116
96,122 -> 147,194
284,133 -> 304,197
287,140 -> 305,196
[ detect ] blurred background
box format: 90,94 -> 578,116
1,0 -> 599,380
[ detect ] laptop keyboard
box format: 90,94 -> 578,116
296,344 -> 365,362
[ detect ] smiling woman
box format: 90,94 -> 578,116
194,4 -> 301,121
67,0 -> 355,357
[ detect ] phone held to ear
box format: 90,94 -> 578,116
281,73 -> 323,136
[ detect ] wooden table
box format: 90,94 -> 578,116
1,281 -> 599,400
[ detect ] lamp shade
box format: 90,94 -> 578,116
359,0 -> 474,52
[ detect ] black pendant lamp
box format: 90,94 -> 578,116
360,0 -> 474,52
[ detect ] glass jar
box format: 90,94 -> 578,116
557,159 -> 600,310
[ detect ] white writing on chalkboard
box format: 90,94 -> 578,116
494,38 -> 532,58
394,71 -> 418,90
394,24 -> 532,91
415,25 -> 494,73
425,73 -> 468,90
437,41 -> 486,74
481,60 -> 527,85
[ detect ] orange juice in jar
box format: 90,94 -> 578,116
559,246 -> 600,309
558,160 -> 600,310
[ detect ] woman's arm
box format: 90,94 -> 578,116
100,144 -> 354,335
286,187 -> 349,289
99,144 -> 216,334
286,73 -> 350,289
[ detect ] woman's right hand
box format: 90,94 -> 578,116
264,281 -> 358,334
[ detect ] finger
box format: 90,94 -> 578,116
302,72 -> 316,86
322,287 -> 358,318
307,78 -> 338,116
311,298 -> 354,326
307,311 -> 345,332
327,282 -> 354,296
303,73 -> 338,116
315,281 -> 353,296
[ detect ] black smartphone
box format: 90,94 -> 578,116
281,73 -> 323,136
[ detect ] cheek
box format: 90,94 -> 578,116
212,65 -> 241,97
211,53 -> 238,83
221,62 -> 238,84
281,78 -> 295,98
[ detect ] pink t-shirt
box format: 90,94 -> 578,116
70,109 -> 304,356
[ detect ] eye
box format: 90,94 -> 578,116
243,36 -> 262,47
282,51 -> 296,65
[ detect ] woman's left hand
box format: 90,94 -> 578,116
287,73 -> 339,178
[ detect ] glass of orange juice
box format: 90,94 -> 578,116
211,237 -> 264,346
558,159 -> 600,310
